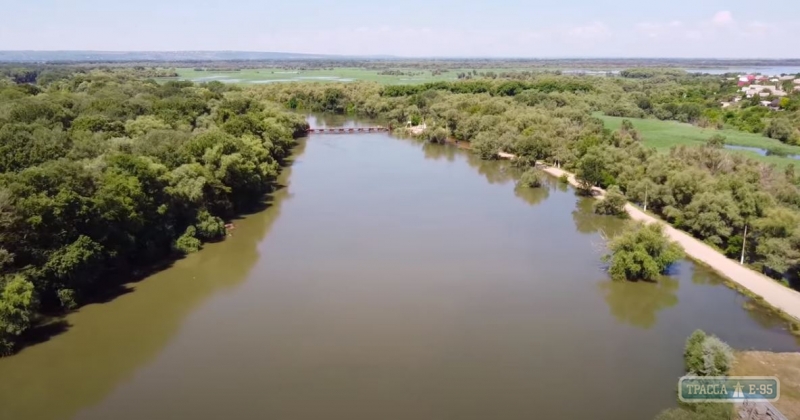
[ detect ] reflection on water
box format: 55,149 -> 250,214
599,277 -> 680,329
724,144 -> 800,160
514,184 -> 550,207
571,197 -> 626,237
422,141 -> 458,162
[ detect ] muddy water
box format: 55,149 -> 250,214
0,120 -> 796,420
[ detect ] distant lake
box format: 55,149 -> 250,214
684,66 -> 800,76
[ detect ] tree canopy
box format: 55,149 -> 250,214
0,70 -> 306,354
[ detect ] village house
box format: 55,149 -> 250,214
742,84 -> 787,98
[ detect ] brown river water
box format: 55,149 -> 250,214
0,115 -> 797,420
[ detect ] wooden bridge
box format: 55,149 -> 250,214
306,126 -> 389,134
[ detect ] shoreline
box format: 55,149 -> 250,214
417,133 -> 800,323
537,163 -> 800,323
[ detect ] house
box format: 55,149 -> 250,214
721,101 -> 731,108
760,100 -> 772,107
780,75 -> 795,81
794,79 -> 800,84
733,96 -> 742,103
770,78 -> 780,83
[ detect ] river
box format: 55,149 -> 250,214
0,116 -> 797,420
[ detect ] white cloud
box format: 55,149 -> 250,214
566,22 -> 610,40
711,11 -> 735,26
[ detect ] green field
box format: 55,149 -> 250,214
167,67 -> 585,86
597,114 -> 800,168
169,67 -> 486,85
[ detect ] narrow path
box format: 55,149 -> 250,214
539,164 -> 800,322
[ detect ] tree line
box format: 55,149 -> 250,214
251,80 -> 800,288
0,70 -> 307,355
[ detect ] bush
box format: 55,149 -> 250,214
425,127 -> 449,144
471,133 -> 501,159
0,276 -> 38,356
594,185 -> 628,217
603,222 -> 684,281
701,335 -> 734,376
56,288 -> 77,310
558,174 -> 570,184
174,226 -> 202,255
684,329 -> 707,374
195,210 -> 226,241
683,329 -> 734,376
517,168 -> 543,188
705,134 -> 726,148
764,118 -> 795,143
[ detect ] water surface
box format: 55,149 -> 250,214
0,123 -> 796,420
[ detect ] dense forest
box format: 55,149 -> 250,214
252,76 -> 800,290
0,69 -> 307,354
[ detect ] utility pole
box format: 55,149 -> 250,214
740,223 -> 748,265
643,184 -> 648,212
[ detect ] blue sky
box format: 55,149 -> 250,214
2,0 -> 798,57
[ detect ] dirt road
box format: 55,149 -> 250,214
540,164 -> 800,322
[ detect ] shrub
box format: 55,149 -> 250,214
425,127 -> 449,144
701,335 -> 734,376
558,174 -> 569,184
764,118 -> 795,143
56,289 -> 77,310
471,133 -> 501,159
174,226 -> 202,255
705,134 -> 726,148
195,210 -> 226,241
603,222 -> 684,281
517,168 -> 543,188
683,329 -> 734,376
684,329 -> 707,374
0,276 -> 38,356
594,185 -> 628,217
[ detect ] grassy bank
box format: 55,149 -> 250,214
597,114 -> 800,168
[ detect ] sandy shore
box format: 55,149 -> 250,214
539,164 -> 800,322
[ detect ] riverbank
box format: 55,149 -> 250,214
732,351 -> 800,419
538,163 -> 800,323
437,135 -> 800,323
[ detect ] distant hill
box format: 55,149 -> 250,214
0,51 -> 349,63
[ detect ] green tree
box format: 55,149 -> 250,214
594,185 -> 628,217
576,148 -> 609,191
0,276 -> 38,355
174,226 -> 201,255
764,118 -> 795,143
603,222 -> 685,281
516,168 -> 543,188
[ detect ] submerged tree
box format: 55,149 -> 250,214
603,222 -> 684,281
516,168 -> 544,188
594,185 -> 628,217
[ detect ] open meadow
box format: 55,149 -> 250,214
169,67 -> 486,85
597,114 -> 800,168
